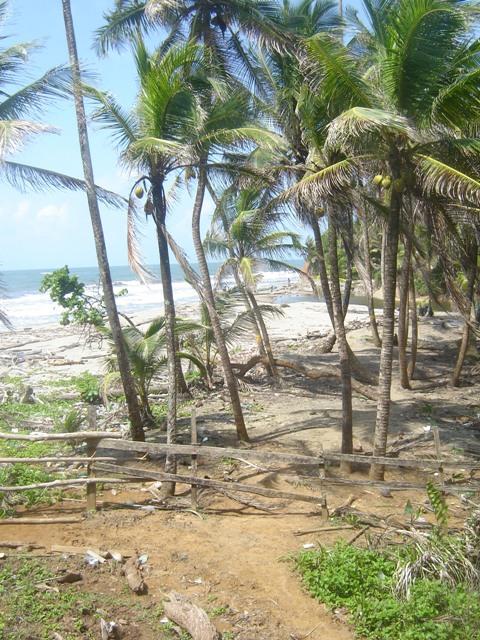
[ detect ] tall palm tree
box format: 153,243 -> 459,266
94,0 -> 284,89
294,0 -> 480,478
204,185 -> 303,378
88,38 -> 203,473
61,0 -> 145,441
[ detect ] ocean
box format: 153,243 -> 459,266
0,261 -> 304,331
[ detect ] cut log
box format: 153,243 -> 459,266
163,591 -> 219,640
94,462 -> 323,504
231,356 -> 377,400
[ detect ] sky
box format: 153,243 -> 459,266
0,0 -> 358,272
1,0 -> 216,271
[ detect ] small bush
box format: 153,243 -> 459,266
74,373 -> 101,405
296,542 -> 480,640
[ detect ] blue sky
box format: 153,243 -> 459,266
1,0 -> 359,272
1,0 -> 212,271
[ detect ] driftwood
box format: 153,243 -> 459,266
0,517 -> 82,525
0,431 -> 121,442
123,555 -> 146,594
231,356 -> 377,401
163,591 -> 220,640
94,462 -> 323,504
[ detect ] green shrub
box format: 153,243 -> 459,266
296,542 -> 480,640
74,372 -> 101,404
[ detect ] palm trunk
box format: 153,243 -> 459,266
192,163 -> 249,442
341,212 -> 354,317
328,210 -> 353,462
310,215 -> 337,352
398,234 -> 413,389
361,209 -> 381,347
61,0 -> 144,442
452,263 -> 477,387
246,288 -> 280,381
152,179 -> 177,492
408,267 -> 418,379
370,154 -> 402,480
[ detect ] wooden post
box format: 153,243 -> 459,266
191,408 -> 198,510
86,406 -> 97,511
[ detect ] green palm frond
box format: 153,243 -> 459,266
0,65 -> 72,120
326,107 -> 417,149
86,85 -> 139,150
94,1 -> 152,55
415,153 -> 480,204
1,161 -> 127,207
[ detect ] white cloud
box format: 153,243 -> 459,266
14,200 -> 30,221
36,203 -> 68,221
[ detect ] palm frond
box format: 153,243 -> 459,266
86,85 -> 139,150
0,119 -> 54,158
94,1 -> 152,55
415,153 -> 480,205
126,194 -> 155,283
1,161 -> 127,206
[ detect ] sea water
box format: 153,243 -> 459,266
0,262 -> 303,331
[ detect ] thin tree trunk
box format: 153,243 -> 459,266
192,163 -> 249,442
370,154 -> 403,480
246,288 -> 280,382
61,0 -> 144,441
398,233 -> 413,389
360,209 -> 381,347
328,210 -> 353,464
341,211 -> 354,317
152,179 -> 177,493
408,267 -> 418,379
310,215 -> 336,352
452,264 -> 477,387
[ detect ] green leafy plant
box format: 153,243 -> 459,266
297,542 -> 480,640
74,372 -> 102,405
426,482 -> 448,528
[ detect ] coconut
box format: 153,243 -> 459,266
381,176 -> 392,189
134,185 -> 144,199
372,174 -> 383,185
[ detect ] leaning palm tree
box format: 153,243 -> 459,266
293,0 -> 480,478
204,185 -> 303,378
61,0 -> 145,442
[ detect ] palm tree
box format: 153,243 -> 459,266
94,0 -> 284,89
88,38 -> 204,474
294,0 -> 480,478
61,0 -> 145,441
204,185 -> 303,378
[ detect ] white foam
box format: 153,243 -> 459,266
0,270 -> 298,331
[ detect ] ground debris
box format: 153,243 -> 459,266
122,554 -> 147,594
163,591 -> 220,640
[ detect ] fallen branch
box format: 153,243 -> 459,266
0,456 -> 115,464
0,477 -> 130,492
163,591 -> 220,640
0,541 -> 45,549
0,431 -> 121,442
0,517 -> 82,525
231,356 -> 377,400
212,487 -> 277,512
94,462 -> 323,504
293,525 -> 355,536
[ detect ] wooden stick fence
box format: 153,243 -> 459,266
1,416 -> 479,517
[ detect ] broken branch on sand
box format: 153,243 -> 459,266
231,356 -> 377,400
